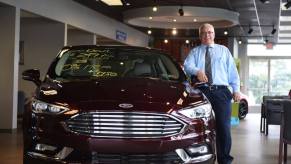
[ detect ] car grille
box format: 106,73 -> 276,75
90,152 -> 183,164
65,112 -> 185,138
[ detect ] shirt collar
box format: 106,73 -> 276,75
202,43 -> 215,48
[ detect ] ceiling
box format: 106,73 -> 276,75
73,0 -> 291,44
74,0 -> 291,44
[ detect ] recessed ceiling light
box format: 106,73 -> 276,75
260,0 -> 270,4
185,40 -> 190,44
153,6 -> 158,12
193,19 -> 197,22
280,16 -> 291,21
279,33 -> 291,37
172,29 -> 177,35
173,19 -> 177,22
149,16 -> 153,20
224,31 -> 228,35
164,39 -> 168,43
100,0 -> 123,6
147,30 -> 152,35
278,39 -> 291,43
279,25 -> 291,30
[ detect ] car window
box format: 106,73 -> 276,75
54,48 -> 182,81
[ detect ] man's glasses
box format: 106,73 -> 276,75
200,31 -> 214,36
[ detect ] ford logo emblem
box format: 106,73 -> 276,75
118,103 -> 134,109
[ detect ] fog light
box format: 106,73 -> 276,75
35,143 -> 57,152
187,145 -> 208,154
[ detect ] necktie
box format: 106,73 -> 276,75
205,46 -> 212,84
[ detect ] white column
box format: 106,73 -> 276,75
0,5 -> 20,130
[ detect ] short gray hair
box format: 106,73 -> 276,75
199,23 -> 214,36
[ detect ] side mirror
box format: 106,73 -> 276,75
22,69 -> 41,86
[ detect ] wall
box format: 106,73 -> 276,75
0,0 -> 149,47
19,18 -> 65,98
67,29 -> 95,46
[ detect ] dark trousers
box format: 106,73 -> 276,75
200,87 -> 233,164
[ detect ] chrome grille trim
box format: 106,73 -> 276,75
65,111 -> 186,138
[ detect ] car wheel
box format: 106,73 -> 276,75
238,99 -> 248,120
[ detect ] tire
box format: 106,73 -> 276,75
238,99 -> 248,120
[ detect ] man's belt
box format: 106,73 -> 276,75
200,85 -> 228,91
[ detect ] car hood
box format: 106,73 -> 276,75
37,78 -> 203,112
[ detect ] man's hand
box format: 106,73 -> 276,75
196,70 -> 208,83
233,92 -> 241,102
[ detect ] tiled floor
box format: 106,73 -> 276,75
0,113 -> 290,164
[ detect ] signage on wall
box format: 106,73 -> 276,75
116,30 -> 127,41
265,42 -> 273,49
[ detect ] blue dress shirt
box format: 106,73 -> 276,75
183,43 -> 240,93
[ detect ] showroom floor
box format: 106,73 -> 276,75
0,113 -> 290,164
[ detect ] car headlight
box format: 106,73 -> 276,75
32,99 -> 69,114
178,103 -> 212,119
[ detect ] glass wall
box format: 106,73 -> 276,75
247,44 -> 291,105
248,59 -> 268,105
270,59 -> 291,95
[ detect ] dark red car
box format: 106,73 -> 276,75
22,45 -> 216,164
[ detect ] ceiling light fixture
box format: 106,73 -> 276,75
260,0 -> 270,4
248,25 -> 253,34
271,25 -> 277,35
224,31 -> 228,35
285,0 -> 291,9
147,30 -> 152,35
178,4 -> 184,16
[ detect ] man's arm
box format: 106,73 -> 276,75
226,49 -> 241,101
183,49 -> 199,77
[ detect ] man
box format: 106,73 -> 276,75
183,23 -> 240,164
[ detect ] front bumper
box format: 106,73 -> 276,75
25,144 -> 215,164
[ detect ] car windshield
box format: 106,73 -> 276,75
54,48 -> 183,81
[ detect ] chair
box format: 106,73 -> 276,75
260,96 -> 289,134
278,99 -> 291,164
265,99 -> 284,135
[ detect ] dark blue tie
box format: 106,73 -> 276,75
205,46 -> 212,84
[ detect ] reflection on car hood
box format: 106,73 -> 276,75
37,78 -> 203,112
